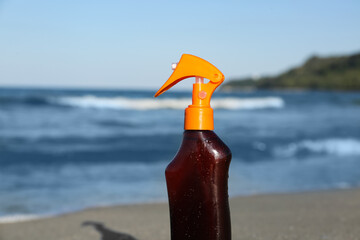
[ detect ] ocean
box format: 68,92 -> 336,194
0,88 -> 360,222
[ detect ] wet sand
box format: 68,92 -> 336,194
1,188 -> 360,240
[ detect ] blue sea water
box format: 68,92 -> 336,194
0,87 -> 360,221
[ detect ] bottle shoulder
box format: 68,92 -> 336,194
171,130 -> 231,164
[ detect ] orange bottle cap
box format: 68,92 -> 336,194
155,54 -> 224,130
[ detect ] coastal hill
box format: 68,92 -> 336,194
222,52 -> 360,91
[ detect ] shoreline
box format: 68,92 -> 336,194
1,188 -> 360,240
0,187 -> 354,224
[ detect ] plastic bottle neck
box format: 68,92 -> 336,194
184,80 -> 214,130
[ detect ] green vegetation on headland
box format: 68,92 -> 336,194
222,52 -> 360,91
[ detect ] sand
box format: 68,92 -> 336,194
1,189 -> 360,240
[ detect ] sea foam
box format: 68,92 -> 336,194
0,214 -> 44,224
54,95 -> 284,110
274,138 -> 360,157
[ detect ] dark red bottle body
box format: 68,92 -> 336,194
165,130 -> 232,240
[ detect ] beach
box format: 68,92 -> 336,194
1,89 -> 360,239
1,0 -> 360,238
1,188 -> 360,240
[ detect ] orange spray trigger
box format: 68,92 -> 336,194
154,54 -> 225,130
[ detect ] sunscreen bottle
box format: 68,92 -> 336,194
155,54 -> 232,240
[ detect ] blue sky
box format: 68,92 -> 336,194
0,0 -> 359,89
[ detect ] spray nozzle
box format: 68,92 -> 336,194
155,54 -> 225,130
155,54 -> 224,98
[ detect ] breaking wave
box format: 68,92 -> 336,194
54,95 -> 284,110
274,138 -> 360,157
